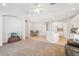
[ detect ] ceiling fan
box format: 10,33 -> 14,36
26,3 -> 56,14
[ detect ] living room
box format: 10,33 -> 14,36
0,3 -> 79,56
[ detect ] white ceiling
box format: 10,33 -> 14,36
0,3 -> 79,22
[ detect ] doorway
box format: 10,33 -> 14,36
3,15 -> 25,43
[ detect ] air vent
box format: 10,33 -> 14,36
50,3 -> 56,5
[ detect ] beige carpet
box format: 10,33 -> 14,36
0,38 -> 65,56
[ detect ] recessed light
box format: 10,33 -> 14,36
2,3 -> 6,6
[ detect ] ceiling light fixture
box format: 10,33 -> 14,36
2,3 -> 6,6
32,4 -> 45,14
33,8 -> 40,14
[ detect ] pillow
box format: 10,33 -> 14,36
11,33 -> 18,37
67,40 -> 79,47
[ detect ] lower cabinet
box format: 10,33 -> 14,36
65,44 -> 79,56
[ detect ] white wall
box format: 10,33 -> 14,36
25,21 -> 28,37
71,14 -> 79,28
3,15 -> 25,43
0,15 -> 2,46
63,13 -> 79,39
25,20 -> 31,38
